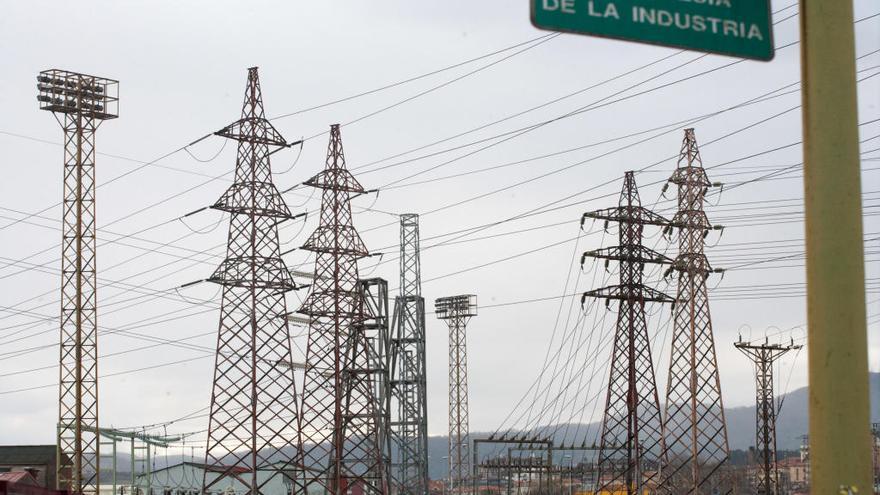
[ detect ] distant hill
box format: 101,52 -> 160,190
425,372 -> 879,479
726,371 -> 879,450
104,374 -> 879,481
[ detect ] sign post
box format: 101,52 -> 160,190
798,1 -> 872,493
531,0 -> 774,60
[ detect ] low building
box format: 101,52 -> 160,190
427,479 -> 445,495
778,456 -> 809,493
0,471 -> 65,495
0,446 -> 68,490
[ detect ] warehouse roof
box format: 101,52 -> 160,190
0,446 -> 56,466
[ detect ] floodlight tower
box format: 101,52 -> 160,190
37,69 -> 119,495
734,337 -> 801,495
435,295 -> 477,495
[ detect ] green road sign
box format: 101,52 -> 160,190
531,0 -> 774,61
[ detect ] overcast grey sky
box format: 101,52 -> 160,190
0,0 -> 877,449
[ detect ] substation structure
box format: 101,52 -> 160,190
88,427 -> 192,495
436,295 -> 478,495
581,171 -> 672,494
734,338 -> 801,495
37,69 -> 119,495
358,277 -> 395,492
389,214 -> 430,495
473,439 -> 603,495
659,128 -> 730,494
203,67 -> 305,494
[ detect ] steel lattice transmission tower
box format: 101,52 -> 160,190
435,295 -> 477,495
298,124 -> 390,495
389,214 -> 430,495
582,171 -> 672,494
37,69 -> 119,495
203,67 -> 304,495
660,128 -> 730,494
734,338 -> 801,495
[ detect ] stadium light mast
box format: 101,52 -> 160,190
37,69 -> 119,495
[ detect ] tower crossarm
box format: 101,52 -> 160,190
215,116 -> 288,147
581,244 -> 672,267
669,252 -> 715,275
734,340 -> 803,365
734,341 -> 802,356
581,205 -> 669,228
582,284 -> 674,305
669,209 -> 713,231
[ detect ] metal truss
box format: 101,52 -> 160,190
390,214 -> 429,495
203,67 -> 303,495
435,295 -> 478,495
474,439 -> 552,495
358,277 -> 394,491
659,129 -> 730,494
734,339 -> 800,495
582,171 -> 671,494
473,439 -> 604,495
38,68 -> 119,495
298,124 -> 389,494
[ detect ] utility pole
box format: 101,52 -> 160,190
203,67 -> 303,495
298,124 -> 390,495
798,2 -> 873,492
37,69 -> 119,495
734,338 -> 801,495
390,214 -> 430,494
435,295 -> 478,495
582,171 -> 671,494
659,129 -> 729,494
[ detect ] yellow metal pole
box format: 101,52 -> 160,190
798,1 -> 873,493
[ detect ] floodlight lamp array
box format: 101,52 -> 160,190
36,69 -> 118,119
435,294 -> 478,319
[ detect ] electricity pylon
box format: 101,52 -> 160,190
390,214 -> 430,494
435,295 -> 478,495
298,124 -> 390,494
734,337 -> 801,495
37,69 -> 119,495
660,128 -> 730,494
203,67 -> 304,495
582,171 -> 672,494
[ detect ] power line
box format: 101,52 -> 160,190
268,33 -> 557,120
3,14 -> 876,414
